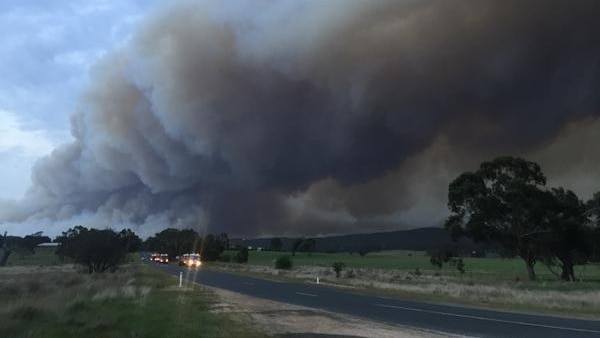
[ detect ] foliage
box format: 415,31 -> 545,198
274,255 -> 293,269
200,233 -> 229,261
234,247 -> 249,263
446,156 -> 550,280
0,232 -> 10,267
144,228 -> 200,259
118,229 -> 142,253
144,229 -> 228,262
539,188 -> 590,281
332,262 -> 345,278
56,226 -> 127,273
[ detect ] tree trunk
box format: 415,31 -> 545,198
560,258 -> 576,281
524,259 -> 536,281
0,248 -> 11,266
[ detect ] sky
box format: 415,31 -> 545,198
0,0 -> 599,239
0,0 -> 158,200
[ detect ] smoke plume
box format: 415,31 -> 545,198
2,0 -> 600,237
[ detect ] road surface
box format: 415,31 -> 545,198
146,261 -> 600,337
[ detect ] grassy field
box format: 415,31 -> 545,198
6,247 -> 64,266
0,261 -> 267,338
226,250 -> 600,283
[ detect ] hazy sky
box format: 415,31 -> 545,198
0,0 -> 158,199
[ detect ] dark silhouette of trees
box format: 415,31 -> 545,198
446,157 -> 549,281
234,247 -> 249,263
200,234 -> 228,261
144,228 -> 200,259
56,226 -> 127,273
447,156 -> 600,282
332,262 -> 345,278
0,232 -> 11,266
540,188 -> 590,281
118,229 -> 142,253
144,229 -> 228,262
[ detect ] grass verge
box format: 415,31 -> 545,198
0,263 -> 268,338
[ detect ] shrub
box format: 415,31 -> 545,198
456,258 -> 465,274
218,254 -> 232,262
234,247 -> 249,263
56,226 -> 127,273
275,255 -> 293,270
332,262 -> 345,278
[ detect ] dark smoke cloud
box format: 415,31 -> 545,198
2,0 -> 600,237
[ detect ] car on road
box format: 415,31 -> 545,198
179,253 -> 202,267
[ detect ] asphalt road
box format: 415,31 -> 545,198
146,261 -> 600,338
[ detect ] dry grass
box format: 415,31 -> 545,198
0,263 -> 268,338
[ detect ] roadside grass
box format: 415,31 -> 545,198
0,262 -> 268,338
226,250 -> 600,283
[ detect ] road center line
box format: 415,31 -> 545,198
373,303 -> 600,334
295,292 -> 318,297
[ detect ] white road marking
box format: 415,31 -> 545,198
243,282 -> 255,286
373,303 -> 600,334
296,292 -> 318,297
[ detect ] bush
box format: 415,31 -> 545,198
234,247 -> 249,263
275,255 -> 293,270
218,254 -> 232,262
56,226 -> 127,273
332,262 -> 345,278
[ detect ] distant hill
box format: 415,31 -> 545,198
231,227 -> 474,253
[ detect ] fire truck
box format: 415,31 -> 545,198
178,253 -> 202,268
150,253 -> 169,264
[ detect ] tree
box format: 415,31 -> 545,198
270,237 -> 283,251
291,238 -> 304,256
445,156 -> 549,280
587,192 -> 600,262
56,226 -> 127,273
144,228 -> 200,258
0,232 -> 11,266
118,229 -> 142,253
332,262 -> 345,278
200,234 -> 228,261
540,188 -> 590,281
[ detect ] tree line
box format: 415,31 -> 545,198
446,156 -> 600,281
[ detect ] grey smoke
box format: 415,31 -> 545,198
2,0 -> 600,237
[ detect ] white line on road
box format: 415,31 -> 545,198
243,282 -> 254,286
295,292 -> 318,297
373,303 -> 600,334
